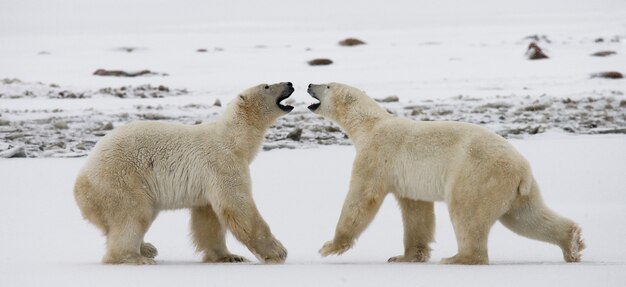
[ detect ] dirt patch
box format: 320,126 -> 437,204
308,58 -> 333,66
339,38 -> 366,46
591,51 -> 617,57
93,69 -> 167,77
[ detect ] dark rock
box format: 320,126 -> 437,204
55,90 -> 84,99
499,125 -> 545,137
480,102 -> 513,109
5,133 -> 24,140
591,71 -> 623,79
0,119 -> 10,126
102,122 -> 114,130
213,99 -> 222,107
0,146 -> 27,158
594,38 -> 604,43
52,120 -> 69,129
1,78 -> 22,84
593,128 -> 626,134
196,48 -> 208,53
115,47 -> 139,53
47,141 -> 66,149
286,128 -> 303,141
99,85 -> 184,98
325,126 -> 342,133
523,102 -> 551,111
308,58 -> 333,66
526,42 -> 549,60
339,38 -> 366,46
141,113 -> 170,120
376,95 -> 399,103
75,142 -> 87,150
93,69 -> 165,77
431,109 -> 453,116
591,51 -> 617,57
563,126 -> 576,133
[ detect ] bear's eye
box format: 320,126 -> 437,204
326,85 -> 330,89
264,85 -> 269,90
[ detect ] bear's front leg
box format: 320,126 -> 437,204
216,182 -> 287,264
222,206 -> 287,263
320,170 -> 387,257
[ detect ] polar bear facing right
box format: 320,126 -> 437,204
74,82 -> 294,264
308,83 -> 584,264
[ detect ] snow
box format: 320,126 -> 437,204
1,0 -> 625,96
0,135 -> 625,286
1,0 -> 626,285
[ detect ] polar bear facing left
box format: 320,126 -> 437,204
74,82 -> 294,264
308,82 -> 584,265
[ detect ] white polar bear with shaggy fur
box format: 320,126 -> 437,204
307,82 -> 584,264
74,82 -> 295,264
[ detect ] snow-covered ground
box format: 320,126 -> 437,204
1,0 -> 626,285
1,135 -> 625,286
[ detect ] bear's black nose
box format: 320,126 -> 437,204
308,84 -> 312,89
287,82 -> 292,87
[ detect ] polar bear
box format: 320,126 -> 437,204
74,82 -> 294,264
307,82 -> 584,264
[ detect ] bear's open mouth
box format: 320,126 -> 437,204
277,87 -> 295,113
307,94 -> 320,111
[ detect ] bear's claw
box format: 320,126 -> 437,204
319,240 -> 353,257
140,242 -> 158,259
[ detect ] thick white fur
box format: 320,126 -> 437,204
310,83 -> 584,264
74,83 -> 292,264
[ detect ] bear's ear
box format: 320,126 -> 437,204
239,94 -> 246,101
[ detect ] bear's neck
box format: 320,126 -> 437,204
335,107 -> 391,149
217,104 -> 272,163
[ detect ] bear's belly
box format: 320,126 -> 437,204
393,177 -> 446,202
391,161 -> 449,202
151,187 -> 209,210
147,172 -> 212,210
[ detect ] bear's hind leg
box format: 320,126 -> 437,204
442,184 -> 515,265
388,196 -> 434,263
103,218 -> 155,265
102,203 -> 157,265
499,181 -> 584,262
191,204 -> 249,263
139,211 -> 160,259
442,214 -> 493,265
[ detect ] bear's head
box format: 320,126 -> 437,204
234,82 -> 295,125
307,82 -> 370,121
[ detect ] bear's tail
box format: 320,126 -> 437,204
517,171 -> 533,196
